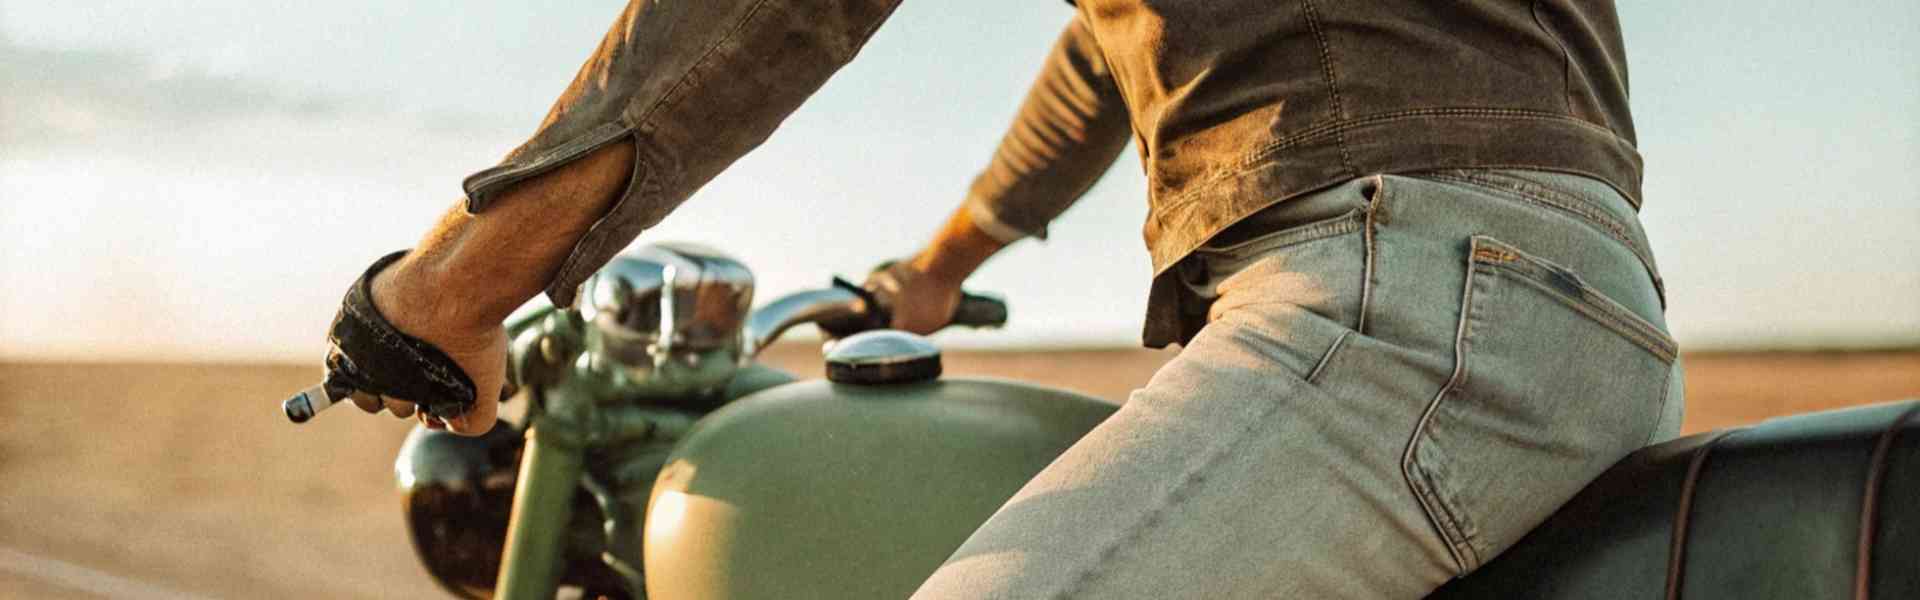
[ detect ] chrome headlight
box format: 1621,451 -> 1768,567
578,243 -> 754,394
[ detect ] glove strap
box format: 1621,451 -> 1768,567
325,251 -> 477,419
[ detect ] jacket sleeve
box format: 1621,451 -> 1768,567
459,0 -> 905,307
961,14 -> 1132,244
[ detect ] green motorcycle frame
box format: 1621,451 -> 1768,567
393,243 -> 1116,599
375,242 -> 1920,599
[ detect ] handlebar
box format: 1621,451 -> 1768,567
282,370 -> 359,423
283,276 -> 1009,424
745,278 -> 1006,355
952,291 -> 1009,329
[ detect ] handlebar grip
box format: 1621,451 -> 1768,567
283,372 -> 357,424
950,292 -> 1008,329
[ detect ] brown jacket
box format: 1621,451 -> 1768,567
461,0 -> 1641,346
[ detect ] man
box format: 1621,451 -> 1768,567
324,1 -> 1682,597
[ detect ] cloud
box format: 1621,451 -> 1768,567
0,37 -> 346,152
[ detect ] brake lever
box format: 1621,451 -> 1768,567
816,276 -> 890,339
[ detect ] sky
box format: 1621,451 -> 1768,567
1,1 -> 1916,363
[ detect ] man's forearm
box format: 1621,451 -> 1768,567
910,205 -> 1011,284
457,0 -> 906,308
913,14 -> 1130,285
957,13 -> 1131,244
376,140 -> 636,333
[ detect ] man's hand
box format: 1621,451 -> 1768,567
864,205 -> 1015,335
343,258 -> 506,435
336,140 -> 636,436
865,259 -> 965,335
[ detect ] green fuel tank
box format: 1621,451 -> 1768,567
642,375 -> 1119,599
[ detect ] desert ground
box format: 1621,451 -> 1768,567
2,348 -> 1916,599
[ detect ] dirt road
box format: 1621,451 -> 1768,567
2,349 -> 1915,598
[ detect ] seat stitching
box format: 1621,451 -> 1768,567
1666,428 -> 1742,600
1855,402 -> 1920,599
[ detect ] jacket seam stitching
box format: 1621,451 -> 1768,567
633,0 -> 776,134
548,0 -> 776,303
1300,0 -> 1357,178
1530,0 -> 1577,115
547,133 -> 654,305
1244,108 -> 1622,169
463,123 -> 631,202
1150,109 -> 1628,215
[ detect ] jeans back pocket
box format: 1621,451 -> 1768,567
1404,235 -> 1677,573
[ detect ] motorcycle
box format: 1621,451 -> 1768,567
288,243 -> 1919,599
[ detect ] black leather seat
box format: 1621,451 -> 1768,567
1429,400 -> 1920,599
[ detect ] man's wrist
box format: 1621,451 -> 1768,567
370,140 -> 638,339
911,205 -> 1009,284
371,253 -> 514,341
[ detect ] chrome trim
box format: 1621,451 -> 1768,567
742,286 -> 866,358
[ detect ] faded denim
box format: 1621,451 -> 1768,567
910,170 -> 1683,598
457,1 -> 1642,329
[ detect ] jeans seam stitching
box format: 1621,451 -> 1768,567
1192,211 -> 1363,256
1424,173 -> 1634,244
1358,175 -> 1384,334
1423,171 -> 1656,269
1497,269 -> 1676,362
1049,393 -> 1289,599
1306,330 -> 1354,384
1473,241 -> 1677,361
1643,365 -> 1677,447
1402,238 -> 1487,575
1416,164 -> 1645,211
1452,171 -> 1663,302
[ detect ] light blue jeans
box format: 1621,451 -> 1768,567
912,170 -> 1685,598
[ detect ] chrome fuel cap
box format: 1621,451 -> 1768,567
824,330 -> 942,385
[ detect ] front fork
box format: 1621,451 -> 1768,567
496,422 -> 585,599
490,364 -> 696,600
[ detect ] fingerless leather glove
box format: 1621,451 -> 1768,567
324,251 -> 477,419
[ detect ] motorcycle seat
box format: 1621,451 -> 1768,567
1427,399 -> 1920,599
